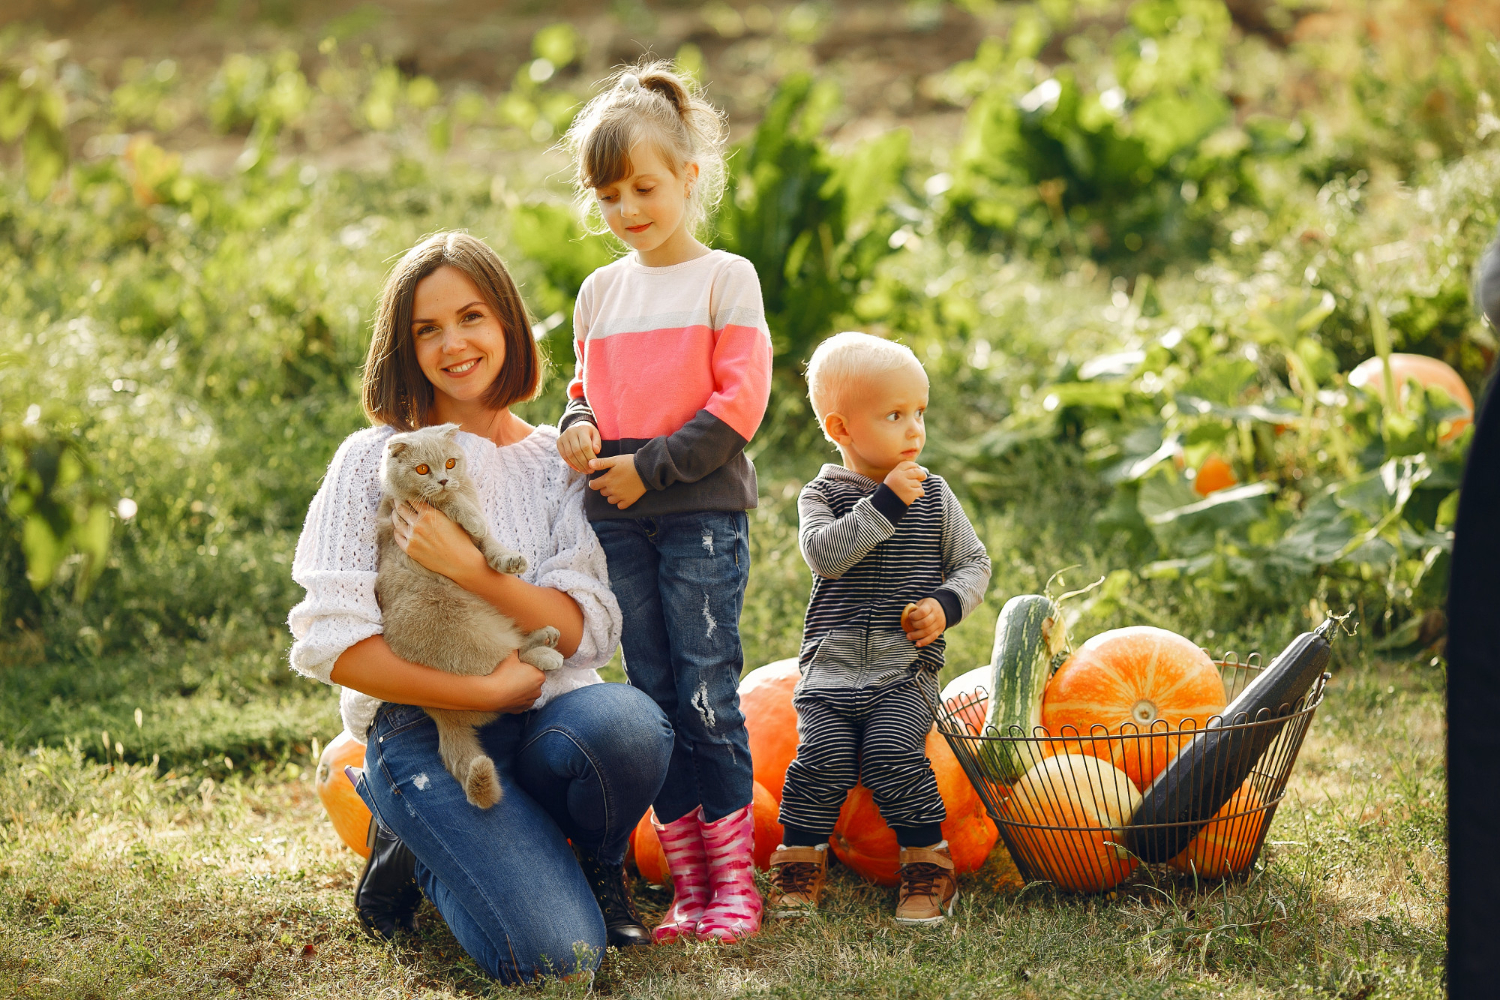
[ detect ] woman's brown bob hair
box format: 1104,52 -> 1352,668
362,232 -> 541,431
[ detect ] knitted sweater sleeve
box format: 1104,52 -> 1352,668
287,429 -> 387,685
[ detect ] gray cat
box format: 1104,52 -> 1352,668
374,424 -> 564,809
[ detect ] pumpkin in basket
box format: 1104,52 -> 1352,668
939,665 -> 990,734
1041,626 -> 1226,789
1168,779 -> 1268,878
1002,753 -> 1141,892
740,658 -> 802,802
315,731 -> 373,858
631,780 -> 784,883
830,726 -> 999,887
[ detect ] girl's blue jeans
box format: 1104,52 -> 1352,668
354,683 -> 672,984
592,510 -> 755,824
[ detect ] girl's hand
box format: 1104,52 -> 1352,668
558,423 -> 602,473
902,597 -> 947,648
587,455 -> 647,509
392,500 -> 486,585
470,650 -> 546,713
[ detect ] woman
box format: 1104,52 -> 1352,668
287,231 -> 673,983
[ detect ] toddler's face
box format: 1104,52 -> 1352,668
833,363 -> 928,479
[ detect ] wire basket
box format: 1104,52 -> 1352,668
934,653 -> 1329,892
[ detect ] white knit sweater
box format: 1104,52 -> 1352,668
287,423 -> 621,737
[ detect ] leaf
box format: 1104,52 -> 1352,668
22,513 -> 62,590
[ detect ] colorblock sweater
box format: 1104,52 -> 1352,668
797,465 -> 992,693
559,250 -> 773,521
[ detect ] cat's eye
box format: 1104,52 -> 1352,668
445,458 -> 456,469
415,464 -> 430,475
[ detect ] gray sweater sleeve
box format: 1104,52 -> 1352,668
632,409 -> 748,490
930,483 -> 991,625
798,482 -> 899,579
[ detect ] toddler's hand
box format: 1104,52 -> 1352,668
902,598 -> 947,648
558,422 -> 602,473
884,461 -> 927,505
588,454 -> 648,509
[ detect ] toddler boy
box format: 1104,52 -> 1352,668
769,332 -> 991,926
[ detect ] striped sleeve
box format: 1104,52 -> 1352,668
929,483 -> 991,626
798,482 -> 898,580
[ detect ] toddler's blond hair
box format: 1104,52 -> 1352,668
805,332 -> 926,444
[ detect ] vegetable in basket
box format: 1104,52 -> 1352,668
1126,621 -> 1334,863
980,594 -> 1067,783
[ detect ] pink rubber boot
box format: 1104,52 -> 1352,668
695,804 -> 763,942
652,808 -> 712,943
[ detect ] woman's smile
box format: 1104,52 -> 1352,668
443,358 -> 481,376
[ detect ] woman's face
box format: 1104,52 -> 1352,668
410,265 -> 507,411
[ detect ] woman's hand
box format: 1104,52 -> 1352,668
587,455 -> 647,509
471,650 -> 547,713
558,423 -> 602,473
392,500 -> 486,585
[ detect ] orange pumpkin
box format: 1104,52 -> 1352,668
1349,353 -> 1474,442
830,727 -> 999,887
630,780 -> 784,884
1041,626 -> 1226,790
315,731 -> 373,858
1193,455 -> 1237,496
1002,753 -> 1141,892
940,665 -> 990,734
1168,779 -> 1267,878
740,658 -> 802,802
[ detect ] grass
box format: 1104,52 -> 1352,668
0,650 -> 1445,999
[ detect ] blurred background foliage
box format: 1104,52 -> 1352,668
0,0 -> 1496,771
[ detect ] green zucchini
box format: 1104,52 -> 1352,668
981,594 -> 1068,783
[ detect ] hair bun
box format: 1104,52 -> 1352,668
618,73 -> 641,91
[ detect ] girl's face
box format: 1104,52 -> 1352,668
594,142 -> 701,266
410,265 -> 508,414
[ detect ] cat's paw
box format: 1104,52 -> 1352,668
530,626 -> 561,649
465,756 -> 502,809
488,550 -> 528,575
523,647 -> 566,673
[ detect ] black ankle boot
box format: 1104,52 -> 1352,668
576,848 -> 651,948
354,817 -> 421,940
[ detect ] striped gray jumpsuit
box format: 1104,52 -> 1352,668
778,464 -> 991,845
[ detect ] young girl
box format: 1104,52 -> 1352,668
557,62 -> 772,943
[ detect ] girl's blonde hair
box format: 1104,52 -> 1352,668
562,60 -> 728,235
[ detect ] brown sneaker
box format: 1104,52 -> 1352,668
895,843 -> 958,926
767,844 -> 829,917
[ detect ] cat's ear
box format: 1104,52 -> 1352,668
436,423 -> 461,439
387,439 -> 408,456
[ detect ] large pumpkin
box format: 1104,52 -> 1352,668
830,727 -> 999,887
1001,753 -> 1141,892
315,731 -> 372,858
740,658 -> 802,802
631,780 -> 783,884
1168,779 -> 1267,878
1041,627 -> 1226,789
940,665 -> 990,734
1349,353 -> 1474,442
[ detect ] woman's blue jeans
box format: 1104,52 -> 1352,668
354,683 -> 672,984
592,510 -> 755,825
